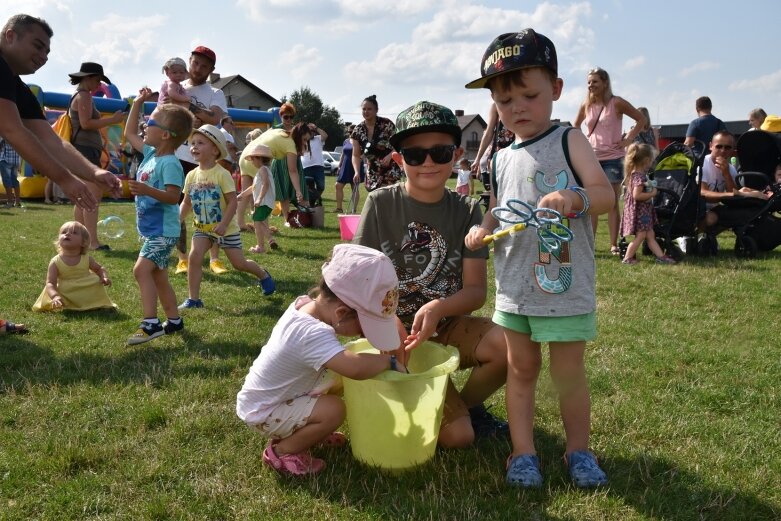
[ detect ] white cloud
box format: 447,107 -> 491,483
345,2 -> 595,90
728,69 -> 781,92
678,61 -> 720,77
278,44 -> 323,80
623,55 -> 645,70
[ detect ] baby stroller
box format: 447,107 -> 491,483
716,130 -> 781,257
626,142 -> 705,259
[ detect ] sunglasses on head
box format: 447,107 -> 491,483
146,118 -> 177,137
713,144 -> 733,151
400,145 -> 456,166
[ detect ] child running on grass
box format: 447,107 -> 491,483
178,124 -> 275,309
620,143 -> 676,265
236,243 -> 407,476
465,29 -> 614,488
238,143 -> 276,254
124,87 -> 193,345
32,221 -> 115,312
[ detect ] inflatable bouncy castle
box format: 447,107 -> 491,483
7,84 -> 279,200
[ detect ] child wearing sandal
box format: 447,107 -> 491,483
465,29 -> 614,488
238,143 -> 276,254
620,143 -> 675,265
33,221 -> 115,312
237,243 -> 407,476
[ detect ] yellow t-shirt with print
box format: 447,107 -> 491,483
183,164 -> 240,236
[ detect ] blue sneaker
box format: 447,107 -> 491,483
127,321 -> 164,345
506,454 -> 543,488
258,271 -> 276,296
178,298 -> 204,310
566,450 -> 608,488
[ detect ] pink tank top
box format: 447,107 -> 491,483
584,96 -> 624,161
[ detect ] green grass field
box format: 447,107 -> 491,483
1,182 -> 780,520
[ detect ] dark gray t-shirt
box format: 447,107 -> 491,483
354,183 -> 488,327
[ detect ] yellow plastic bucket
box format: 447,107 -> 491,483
343,339 -> 459,470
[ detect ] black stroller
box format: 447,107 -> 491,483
716,130 -> 781,257
633,142 -> 706,259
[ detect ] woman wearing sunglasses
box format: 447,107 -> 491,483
68,62 -> 126,250
574,67 -> 646,256
349,95 -> 403,204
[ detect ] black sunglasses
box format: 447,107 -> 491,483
400,145 -> 456,166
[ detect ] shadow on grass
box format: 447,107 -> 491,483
277,429 -> 778,520
0,334 -> 251,392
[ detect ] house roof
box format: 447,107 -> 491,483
456,114 -> 486,130
211,74 -> 282,106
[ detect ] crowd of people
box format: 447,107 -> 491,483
2,13 -> 780,490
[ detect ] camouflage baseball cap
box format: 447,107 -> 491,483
389,101 -> 462,151
465,28 -> 558,89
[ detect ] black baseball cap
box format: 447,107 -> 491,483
465,29 -> 557,89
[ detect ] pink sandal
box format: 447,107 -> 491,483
249,246 -> 266,254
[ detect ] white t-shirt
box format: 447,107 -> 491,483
175,80 -> 228,164
236,296 -> 345,425
701,154 -> 738,209
301,135 -> 324,169
252,165 -> 276,208
456,168 -> 471,188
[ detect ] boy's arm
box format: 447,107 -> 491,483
406,257 -> 487,351
535,130 -> 613,217
124,90 -> 149,152
179,189 -> 192,220
465,191 -> 499,250
213,191 -> 237,236
129,181 -> 181,204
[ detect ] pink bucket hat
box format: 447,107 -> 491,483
322,244 -> 400,350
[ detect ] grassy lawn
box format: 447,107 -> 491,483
1,180 -> 780,520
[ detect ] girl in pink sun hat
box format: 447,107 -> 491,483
236,243 -> 408,477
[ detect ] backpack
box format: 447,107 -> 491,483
51,93 -> 80,142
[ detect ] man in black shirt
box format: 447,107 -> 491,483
0,14 -> 121,210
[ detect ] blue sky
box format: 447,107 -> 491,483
3,0 -> 779,131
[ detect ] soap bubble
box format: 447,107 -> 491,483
98,215 -> 125,239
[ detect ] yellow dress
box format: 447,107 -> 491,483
32,255 -> 116,311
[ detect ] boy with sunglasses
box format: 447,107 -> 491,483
124,87 -> 194,344
354,100 -> 510,449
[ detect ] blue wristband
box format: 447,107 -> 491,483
568,186 -> 590,218
390,355 -> 397,371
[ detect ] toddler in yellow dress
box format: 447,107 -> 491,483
33,221 -> 116,311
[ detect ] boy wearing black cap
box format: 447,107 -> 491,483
465,29 -> 614,488
354,100 -> 510,449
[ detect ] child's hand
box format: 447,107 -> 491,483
136,87 -> 153,102
465,225 -> 489,250
537,189 -> 576,217
406,300 -> 444,351
128,180 -> 147,196
51,296 -> 63,310
109,111 -> 125,124
213,222 -> 227,236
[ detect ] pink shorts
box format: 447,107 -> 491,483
456,185 -> 470,195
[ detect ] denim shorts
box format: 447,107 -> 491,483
139,236 -> 178,269
0,160 -> 19,188
599,158 -> 624,184
493,310 -> 596,342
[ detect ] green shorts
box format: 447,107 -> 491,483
252,205 -> 272,222
493,310 -> 596,343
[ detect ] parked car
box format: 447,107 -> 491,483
322,151 -> 340,175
